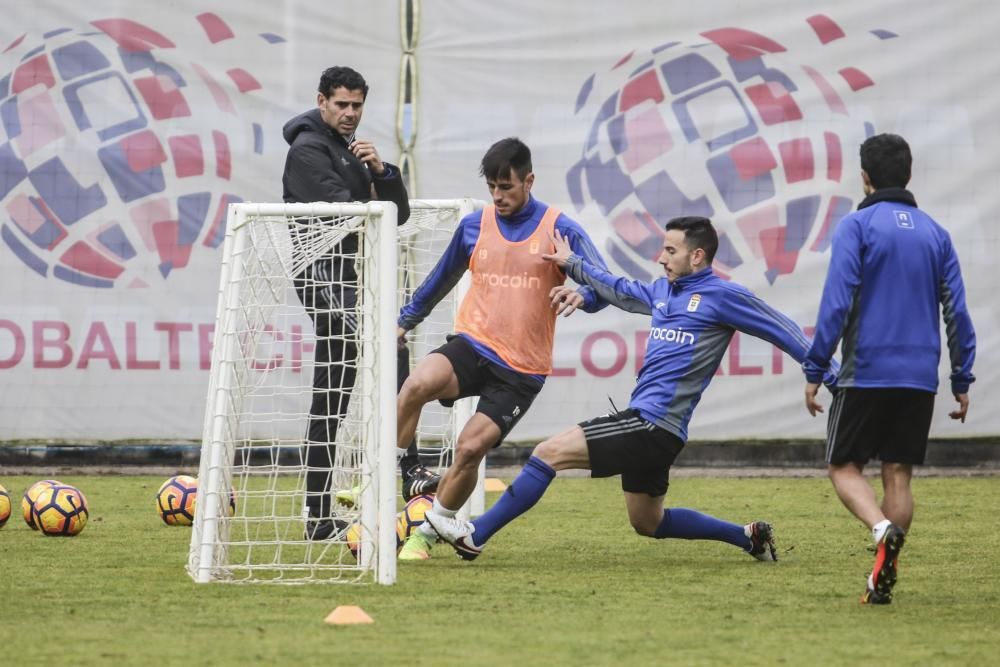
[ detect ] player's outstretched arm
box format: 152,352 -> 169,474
544,233 -> 653,315
398,218 -> 476,330
555,217 -> 612,313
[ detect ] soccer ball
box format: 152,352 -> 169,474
32,485 -> 89,536
0,484 -> 11,529
156,475 -> 236,526
22,479 -> 62,529
156,475 -> 198,526
345,521 -> 364,560
345,522 -> 403,561
343,494 -> 435,561
397,494 -> 434,541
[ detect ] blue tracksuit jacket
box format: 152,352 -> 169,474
802,188 -> 976,395
564,259 -> 825,442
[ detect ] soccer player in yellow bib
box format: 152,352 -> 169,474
395,137 -> 609,560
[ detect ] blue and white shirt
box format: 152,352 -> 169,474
803,188 -> 976,395
565,258 -> 824,442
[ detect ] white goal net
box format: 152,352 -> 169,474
188,199 -> 482,585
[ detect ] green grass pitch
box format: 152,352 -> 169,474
1,473 -> 997,665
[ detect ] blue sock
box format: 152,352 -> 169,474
653,508 -> 750,550
470,456 -> 556,547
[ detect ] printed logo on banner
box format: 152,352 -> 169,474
566,14 -> 898,285
0,15 -> 284,288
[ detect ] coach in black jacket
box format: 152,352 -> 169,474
282,66 -> 438,541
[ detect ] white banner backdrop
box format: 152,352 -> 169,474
0,1 -> 401,439
0,0 -> 995,442
416,0 -> 998,440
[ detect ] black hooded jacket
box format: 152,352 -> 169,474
281,108 -> 410,286
282,108 -> 409,221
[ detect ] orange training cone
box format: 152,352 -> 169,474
324,605 -> 374,625
484,478 -> 507,493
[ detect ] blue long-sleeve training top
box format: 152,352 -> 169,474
802,188 -> 976,395
564,258 -> 823,442
398,196 -> 610,380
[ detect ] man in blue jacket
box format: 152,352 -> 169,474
427,216 -> 830,563
802,133 -> 976,605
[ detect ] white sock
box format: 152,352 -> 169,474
431,497 -> 458,518
872,519 -> 892,545
416,498 -> 458,539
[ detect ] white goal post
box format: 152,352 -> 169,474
188,199 -> 483,585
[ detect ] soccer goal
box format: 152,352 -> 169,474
188,199 -> 483,585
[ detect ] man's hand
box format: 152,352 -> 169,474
949,392 -> 969,423
541,229 -> 573,267
396,326 -> 408,349
549,286 -> 584,317
804,382 -> 824,417
350,139 -> 385,175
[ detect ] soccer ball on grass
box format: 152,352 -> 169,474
156,475 -> 198,526
33,484 -> 89,536
344,494 -> 436,560
0,484 -> 11,528
22,479 -> 62,529
156,475 -> 236,526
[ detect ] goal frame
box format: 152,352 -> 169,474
189,199 -> 484,586
191,201 -> 398,585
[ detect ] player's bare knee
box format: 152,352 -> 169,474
453,441 -> 488,472
532,438 -> 564,467
398,375 -> 434,407
630,519 -> 657,537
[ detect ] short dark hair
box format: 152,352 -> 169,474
318,66 -> 369,99
479,137 -> 532,181
860,133 -> 911,189
664,216 -> 718,264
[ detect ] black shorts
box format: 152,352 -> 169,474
433,335 -> 543,446
583,409 -> 685,497
826,388 -> 935,465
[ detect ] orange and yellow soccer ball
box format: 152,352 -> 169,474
0,484 -> 11,529
344,494 -> 435,561
22,479 -> 62,529
156,476 -> 236,526
33,484 -> 89,537
397,494 -> 434,542
346,521 -> 364,560
156,475 -> 198,526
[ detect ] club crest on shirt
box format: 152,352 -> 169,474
479,248 -> 488,261
529,239 -> 540,254
687,294 -> 701,312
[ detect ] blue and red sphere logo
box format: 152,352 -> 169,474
0,15 -> 282,288
568,15 -> 897,283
